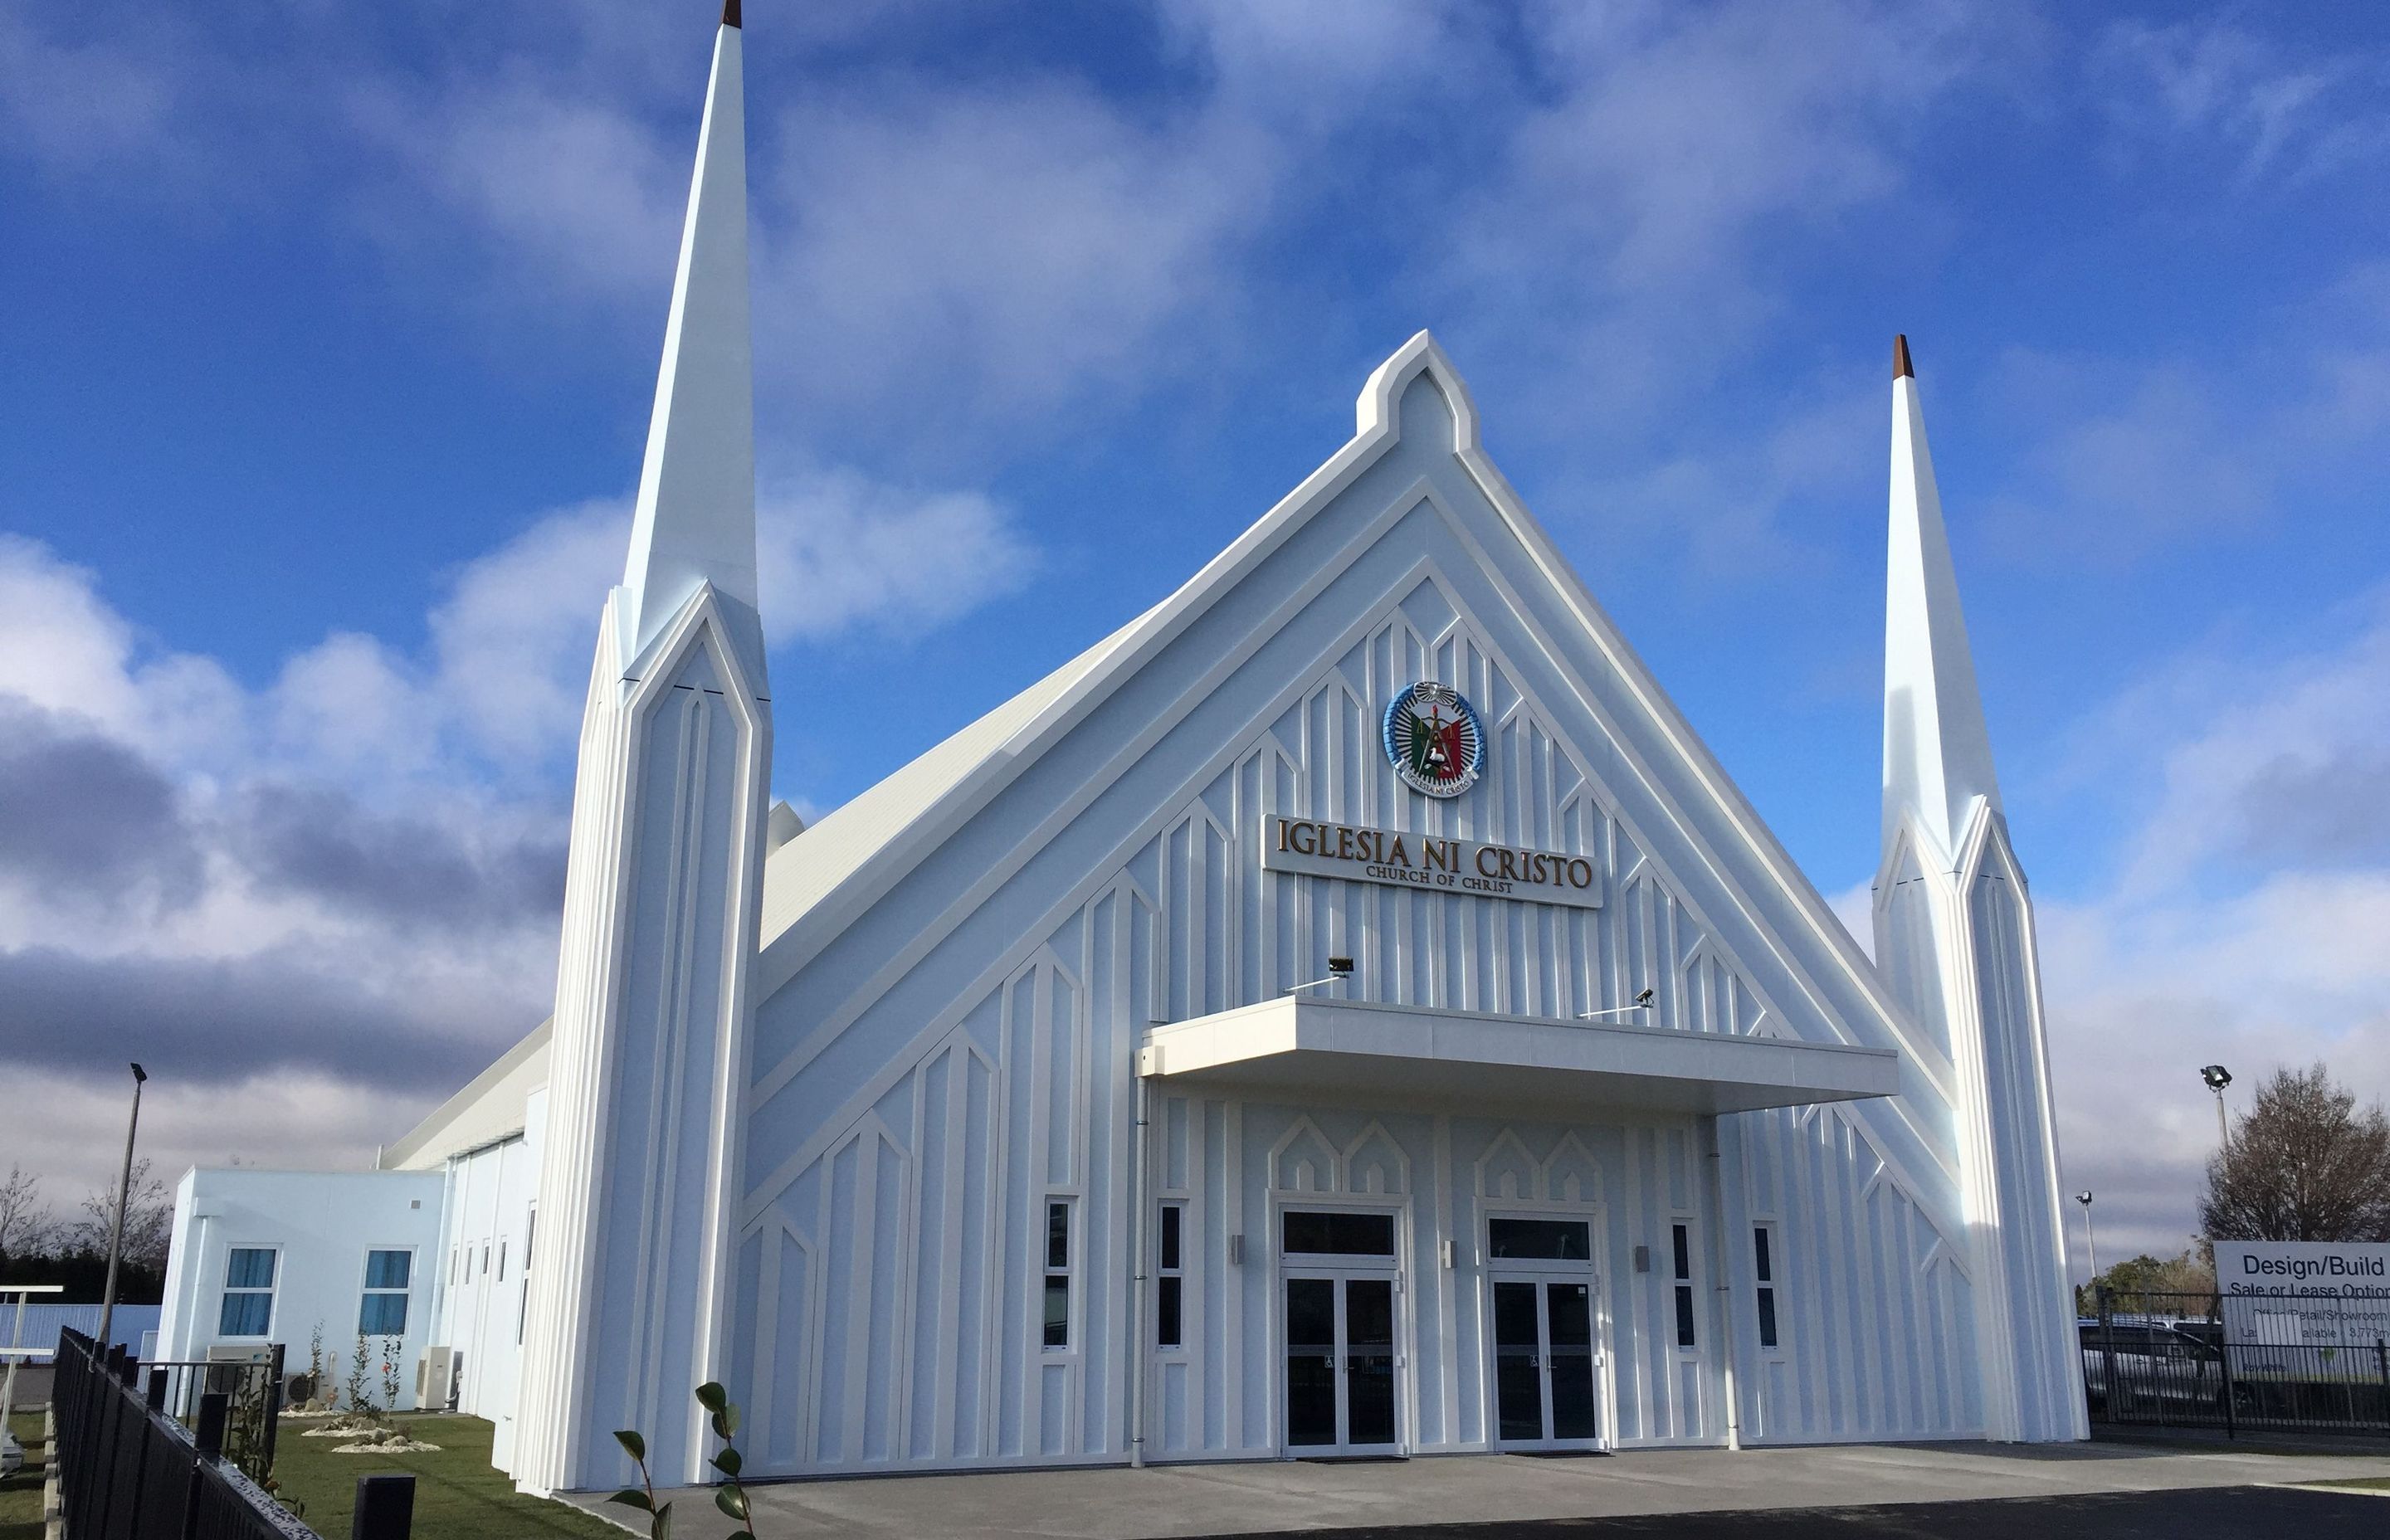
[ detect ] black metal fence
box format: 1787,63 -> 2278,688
140,1346 -> 287,1489
2085,1286 -> 2390,1437
51,1327 -> 321,1540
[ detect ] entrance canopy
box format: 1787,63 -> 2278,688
1137,996 -> 1898,1117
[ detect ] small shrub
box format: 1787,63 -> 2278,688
345,1335 -> 375,1425
379,1335 -> 401,1413
607,1381 -> 757,1540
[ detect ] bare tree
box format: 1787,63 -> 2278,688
72,1158 -> 175,1271
2201,1062 -> 2390,1243
0,1164 -> 55,1260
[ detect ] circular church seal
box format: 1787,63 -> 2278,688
1382,681 -> 1484,798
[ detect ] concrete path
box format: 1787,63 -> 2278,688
564,1439 -> 2390,1540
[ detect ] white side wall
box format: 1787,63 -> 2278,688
427,1087 -> 545,1467
156,1168 -> 444,1407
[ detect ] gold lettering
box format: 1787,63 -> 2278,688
1275,819 -> 1293,852
1388,836 -> 1408,867
1425,840 -> 1451,872
1476,846 -> 1502,878
1290,821 -> 1318,856
1566,858 -> 1594,889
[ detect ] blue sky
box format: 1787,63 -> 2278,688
3,0 -> 2387,1260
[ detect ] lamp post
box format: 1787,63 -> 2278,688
2200,1065 -> 2232,1152
98,1062 -> 148,1351
2074,1191 -> 2099,1291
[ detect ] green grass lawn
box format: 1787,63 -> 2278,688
2305,1474 -> 2390,1491
2,1411 -> 46,1540
267,1414 -> 627,1540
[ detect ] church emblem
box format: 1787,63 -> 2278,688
1383,681 -> 1484,798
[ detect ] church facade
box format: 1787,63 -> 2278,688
158,8 -> 2085,1494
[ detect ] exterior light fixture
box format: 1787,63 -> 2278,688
1285,957 -> 1355,995
1579,987 -> 1656,1022
2073,1190 -> 2098,1289
2201,1065 -> 2231,1148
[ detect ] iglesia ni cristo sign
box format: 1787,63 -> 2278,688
1264,816 -> 1602,908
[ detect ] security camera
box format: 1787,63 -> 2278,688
1633,987 -> 1655,1007
2075,1192 -> 2092,1206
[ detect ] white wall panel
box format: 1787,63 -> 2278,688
730,571 -> 1977,1474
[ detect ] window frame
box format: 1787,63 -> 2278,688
358,1247 -> 415,1338
1042,1197 -> 1074,1351
217,1245 -> 280,1340
1155,1201 -> 1187,1351
1752,1223 -> 1784,1355
1671,1221 -> 1698,1350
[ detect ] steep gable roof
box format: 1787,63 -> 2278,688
756,609 -> 1149,945
740,329 -> 1961,1216
759,335 -> 1919,1066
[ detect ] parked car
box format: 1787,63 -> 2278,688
2080,1318 -> 2227,1416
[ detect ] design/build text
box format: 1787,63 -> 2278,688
1262,816 -> 1602,909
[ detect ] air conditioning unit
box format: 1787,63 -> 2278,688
204,1342 -> 274,1396
416,1347 -> 459,1411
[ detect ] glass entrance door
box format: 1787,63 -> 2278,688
1283,1272 -> 1402,1455
1490,1276 -> 1602,1448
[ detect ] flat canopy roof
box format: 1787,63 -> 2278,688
1138,996 -> 1899,1117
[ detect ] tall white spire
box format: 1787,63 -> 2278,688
513,3 -> 774,1494
1882,335 -> 2000,862
620,2 -> 758,668
1871,335 -> 2082,1444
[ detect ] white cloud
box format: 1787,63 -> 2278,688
2037,595 -> 2390,1262
0,459 -> 1032,1174
758,467 -> 1036,641
755,79 -> 1277,442
2090,18 -> 2390,186
3,1067 -> 416,1209
0,8 -> 188,179
1435,0 -> 2007,434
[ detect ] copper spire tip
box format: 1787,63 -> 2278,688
1893,334 -> 1914,380
722,0 -> 741,27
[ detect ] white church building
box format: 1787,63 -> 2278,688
158,7 -> 2085,1494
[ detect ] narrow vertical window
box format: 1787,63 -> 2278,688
517,1205 -> 537,1346
1043,1200 -> 1071,1348
1671,1222 -> 1696,1348
1753,1226 -> 1780,1351
218,1248 -> 276,1337
359,1250 -> 412,1335
497,1241 -> 507,1282
1157,1203 -> 1184,1349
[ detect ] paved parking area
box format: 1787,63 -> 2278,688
566,1439 -> 2390,1539
1218,1486 -> 2390,1538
